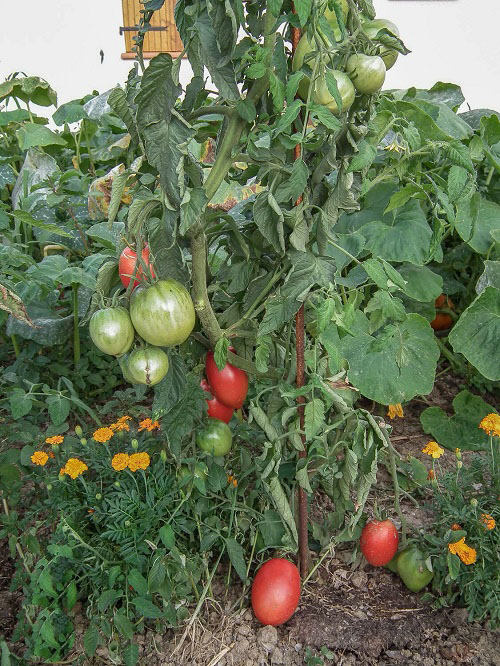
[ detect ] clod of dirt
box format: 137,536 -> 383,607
257,624 -> 279,652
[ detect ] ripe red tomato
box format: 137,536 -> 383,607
201,379 -> 233,424
251,558 -> 301,627
430,295 -> 454,331
360,519 -> 399,567
205,349 -> 248,409
119,245 -> 155,289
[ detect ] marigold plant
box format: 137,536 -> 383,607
93,427 -> 114,443
31,451 -> 49,466
422,441 -> 444,459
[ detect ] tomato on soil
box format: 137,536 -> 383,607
201,379 -> 234,424
126,347 -> 169,386
360,519 -> 399,566
205,349 -> 248,409
196,419 -> 232,456
251,558 -> 301,626
397,546 -> 434,592
119,245 -> 155,290
89,307 -> 134,356
430,295 -> 454,331
130,279 -> 196,347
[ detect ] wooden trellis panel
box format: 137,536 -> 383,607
121,0 -> 184,59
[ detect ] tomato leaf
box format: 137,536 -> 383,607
225,538 -> 248,582
214,336 -> 229,370
114,613 -> 135,640
83,624 -> 100,657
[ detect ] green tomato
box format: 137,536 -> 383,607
89,307 -> 134,356
130,279 -> 196,347
384,552 -> 400,573
126,347 -> 169,386
396,546 -> 434,593
362,19 -> 400,70
178,463 -> 209,491
196,419 -> 232,457
346,54 -> 386,94
310,70 -> 355,114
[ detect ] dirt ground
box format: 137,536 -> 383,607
1,370 -> 499,665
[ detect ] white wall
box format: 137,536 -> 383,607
1,1 -> 499,114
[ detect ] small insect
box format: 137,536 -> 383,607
100,50 -> 104,64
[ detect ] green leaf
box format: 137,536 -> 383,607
225,538 -> 248,582
0,76 -> 57,107
132,597 -> 164,619
447,552 -> 461,581
38,569 -> 57,597
128,569 -> 148,596
180,187 -> 208,235
108,87 -> 142,148
206,0 -> 239,67
114,613 -> 135,640
347,140 -> 377,173
52,102 -> 88,125
0,109 -> 30,126
10,389 -> 33,419
420,390 -> 496,451
162,375 -> 206,458
0,281 -> 33,325
258,509 -> 286,547
447,166 -> 475,203
456,196 -> 500,254
97,589 -> 120,612
16,123 -> 66,150
236,99 -> 256,122
384,184 -> 422,213
148,557 -> 166,593
341,313 -> 440,404
477,261 -> 500,294
214,336 -> 229,370
448,288 -> 500,381
310,104 -> 342,132
66,581 -> 78,611
123,643 -> 139,666
304,398 -> 325,441
275,99 -> 303,134
365,290 -> 407,332
195,10 -> 239,100
46,395 -> 70,426
253,191 -> 285,254
296,459 -> 313,493
324,71 -> 343,113
397,264 -> 443,303
266,476 -> 298,546
83,624 -> 100,656
40,618 -> 60,649
11,210 -> 72,238
159,524 -> 175,550
255,335 -> 272,373
1,641 -> 11,666
269,72 -> 286,112
294,0 -> 312,26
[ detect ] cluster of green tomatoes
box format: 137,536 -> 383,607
294,0 -> 401,113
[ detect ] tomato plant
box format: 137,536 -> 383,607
126,347 -> 169,386
205,351 -> 248,409
89,307 -> 134,356
130,279 -> 196,347
200,379 -> 233,423
119,244 -> 155,290
362,18 -> 401,70
196,419 -> 232,456
251,558 -> 301,626
360,520 -> 399,566
396,546 -> 434,592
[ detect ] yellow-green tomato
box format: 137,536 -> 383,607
346,54 -> 386,94
311,70 -> 355,114
397,546 -> 434,593
178,463 -> 209,491
196,419 -> 232,456
126,347 -> 169,386
89,307 -> 134,356
362,19 -> 400,70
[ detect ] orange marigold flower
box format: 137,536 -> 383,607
59,467 -> 66,476
451,523 -> 462,531
480,513 -> 496,530
117,415 -> 132,423
93,427 -> 114,443
31,451 -> 49,466
448,537 -> 466,556
459,545 -> 477,565
138,418 -> 160,432
128,452 -> 150,472
110,421 -> 130,432
63,458 -> 88,479
422,441 -> 444,459
387,404 -> 404,419
427,469 -> 435,480
479,413 -> 500,437
47,451 -> 55,459
45,435 -> 64,445
112,453 -> 130,471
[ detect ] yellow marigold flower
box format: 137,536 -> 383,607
480,513 -> 495,530
128,452 -> 150,472
45,435 -> 64,446
387,404 -> 404,419
63,458 -> 88,479
459,545 -> 477,565
93,427 -> 114,443
117,415 -> 132,423
31,451 -> 49,466
112,453 -> 130,471
479,413 -> 500,437
138,418 -> 160,432
448,537 -> 466,556
110,421 -> 130,432
422,441 -> 444,459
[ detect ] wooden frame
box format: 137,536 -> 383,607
120,0 -> 184,60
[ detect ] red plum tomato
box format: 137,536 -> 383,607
360,519 -> 399,566
251,558 -> 301,626
200,379 -> 233,424
205,349 -> 248,409
119,245 -> 155,290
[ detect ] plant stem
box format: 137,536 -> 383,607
11,334 -> 20,359
186,105 -> 232,121
384,435 -> 408,547
72,283 -> 80,368
1,497 -> 32,575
